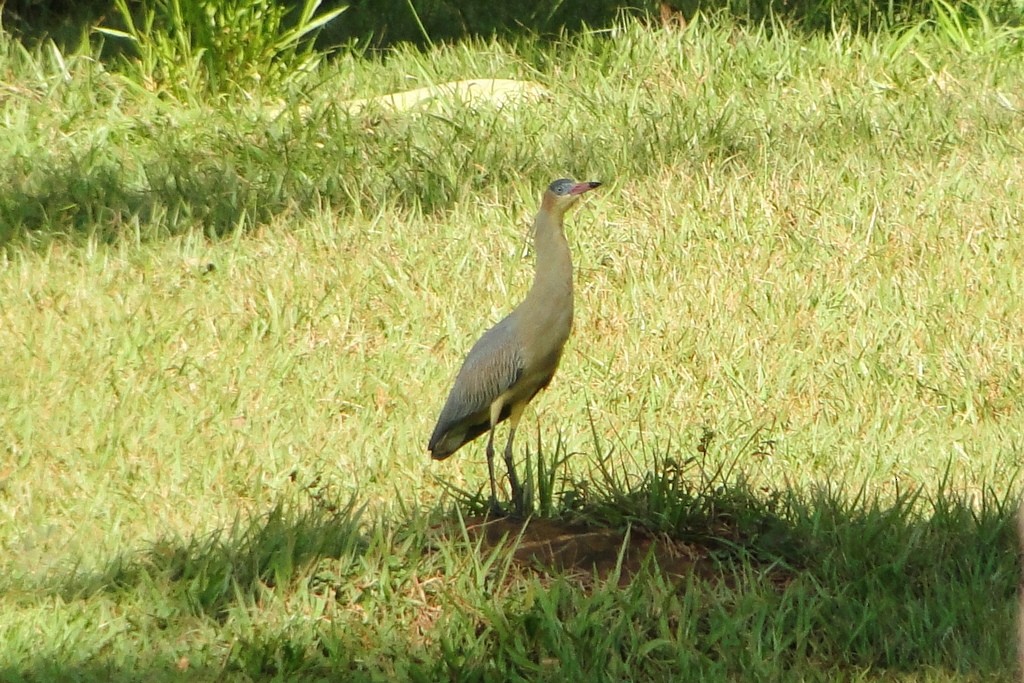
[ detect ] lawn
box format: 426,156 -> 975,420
1,3 -> 1023,680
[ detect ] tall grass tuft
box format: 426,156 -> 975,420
96,0 -> 346,95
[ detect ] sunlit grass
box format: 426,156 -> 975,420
1,10 -> 1023,680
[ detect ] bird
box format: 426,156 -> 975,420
428,178 -> 602,516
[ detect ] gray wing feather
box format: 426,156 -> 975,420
442,318 -> 523,423
429,317 -> 524,452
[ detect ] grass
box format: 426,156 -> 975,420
1,4 -> 1024,680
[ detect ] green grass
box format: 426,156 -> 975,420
2,6 -> 1024,680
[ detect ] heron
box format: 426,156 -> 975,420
428,178 -> 602,515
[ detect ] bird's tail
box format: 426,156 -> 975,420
427,426 -> 462,461
428,422 -> 491,461
428,442 -> 455,461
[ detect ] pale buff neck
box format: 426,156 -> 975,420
528,206 -> 574,302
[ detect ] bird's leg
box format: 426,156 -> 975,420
505,402 -> 528,516
503,427 -> 523,516
485,425 -> 502,516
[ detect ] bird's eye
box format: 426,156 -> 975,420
550,179 -> 573,195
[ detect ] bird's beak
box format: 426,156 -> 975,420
569,181 -> 602,195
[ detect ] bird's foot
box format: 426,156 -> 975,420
510,492 -> 526,519
487,496 -> 527,519
487,496 -> 509,518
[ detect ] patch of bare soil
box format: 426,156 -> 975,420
455,516 -> 722,587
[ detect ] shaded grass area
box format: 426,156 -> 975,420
1,459 -> 1017,681
2,15 -> 1023,247
5,0 -> 1024,53
327,0 -> 1024,44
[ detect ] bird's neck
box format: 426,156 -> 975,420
528,209 -> 573,301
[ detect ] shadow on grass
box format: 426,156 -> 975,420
7,0 -> 1020,53
0,83 -> 755,248
1,456 -> 1019,680
322,0 -> 1012,47
0,125 -> 329,247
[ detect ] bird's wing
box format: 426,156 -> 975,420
428,317 -> 524,455
444,319 -> 524,421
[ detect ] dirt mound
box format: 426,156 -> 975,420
456,516 -> 719,586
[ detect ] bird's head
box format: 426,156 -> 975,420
542,178 -> 602,215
